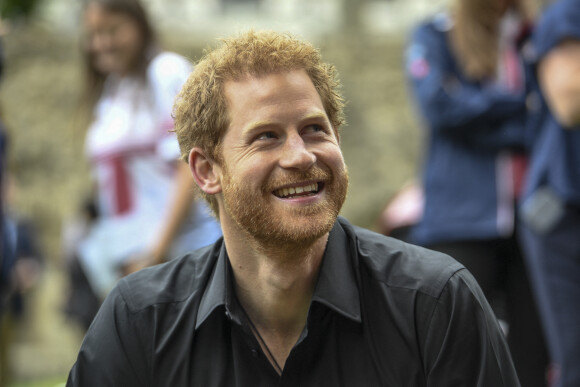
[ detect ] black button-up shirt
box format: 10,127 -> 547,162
67,217 -> 520,386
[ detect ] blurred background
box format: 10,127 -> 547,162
0,0 -> 446,385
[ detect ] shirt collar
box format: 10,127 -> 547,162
311,219 -> 361,323
195,218 -> 362,329
195,242 -> 228,329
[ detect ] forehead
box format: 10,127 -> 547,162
223,70 -> 326,127
84,4 -> 131,29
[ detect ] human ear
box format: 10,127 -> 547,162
188,147 -> 222,194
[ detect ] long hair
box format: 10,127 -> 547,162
449,0 -> 537,80
80,0 -> 159,110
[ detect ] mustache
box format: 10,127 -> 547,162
265,167 -> 332,191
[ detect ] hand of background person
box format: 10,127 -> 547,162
538,39 -> 580,128
121,251 -> 157,276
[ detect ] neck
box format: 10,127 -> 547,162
229,233 -> 327,329
224,226 -> 329,373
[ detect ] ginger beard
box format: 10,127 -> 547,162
220,161 -> 349,249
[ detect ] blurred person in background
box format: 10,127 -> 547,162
376,179 -> 423,243
404,0 -> 549,385
0,37 -> 10,307
62,195 -> 102,331
0,34 -> 15,387
0,39 -> 45,386
519,0 -> 580,385
0,175 -> 45,386
64,0 -> 221,328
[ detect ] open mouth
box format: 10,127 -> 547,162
273,182 -> 323,199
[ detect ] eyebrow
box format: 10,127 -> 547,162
244,120 -> 274,134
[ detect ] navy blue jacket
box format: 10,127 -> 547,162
405,13 -> 531,246
523,0 -> 580,206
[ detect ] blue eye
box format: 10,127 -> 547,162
256,132 -> 277,141
304,124 -> 324,133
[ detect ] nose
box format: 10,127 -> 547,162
278,133 -> 316,170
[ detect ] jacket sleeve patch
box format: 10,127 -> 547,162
406,44 -> 430,79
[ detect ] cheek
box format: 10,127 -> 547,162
115,28 -> 143,64
126,29 -> 143,51
228,149 -> 273,176
223,155 -> 269,187
318,144 -> 346,171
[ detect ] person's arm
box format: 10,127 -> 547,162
150,161 -> 195,264
66,284 -> 149,386
128,53 -> 196,269
406,23 -> 527,148
124,162 -> 194,274
421,269 -> 520,386
538,39 -> 580,129
123,53 -> 198,273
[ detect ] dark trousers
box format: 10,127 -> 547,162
428,234 -> 549,387
520,205 -> 580,387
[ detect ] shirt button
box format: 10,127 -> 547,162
251,349 -> 259,358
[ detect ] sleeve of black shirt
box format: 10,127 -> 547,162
420,268 -> 521,387
66,283 -> 150,387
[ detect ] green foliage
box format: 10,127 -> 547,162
8,379 -> 66,387
8,378 -> 65,387
0,0 -> 41,21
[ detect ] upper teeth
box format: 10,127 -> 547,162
275,183 -> 318,198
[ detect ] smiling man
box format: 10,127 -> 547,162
215,70 -> 347,251
67,30 -> 521,386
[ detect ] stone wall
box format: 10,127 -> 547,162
38,0 -> 449,37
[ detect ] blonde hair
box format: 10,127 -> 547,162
173,30 -> 346,216
450,0 -> 536,80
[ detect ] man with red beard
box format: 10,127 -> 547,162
67,30 -> 520,386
